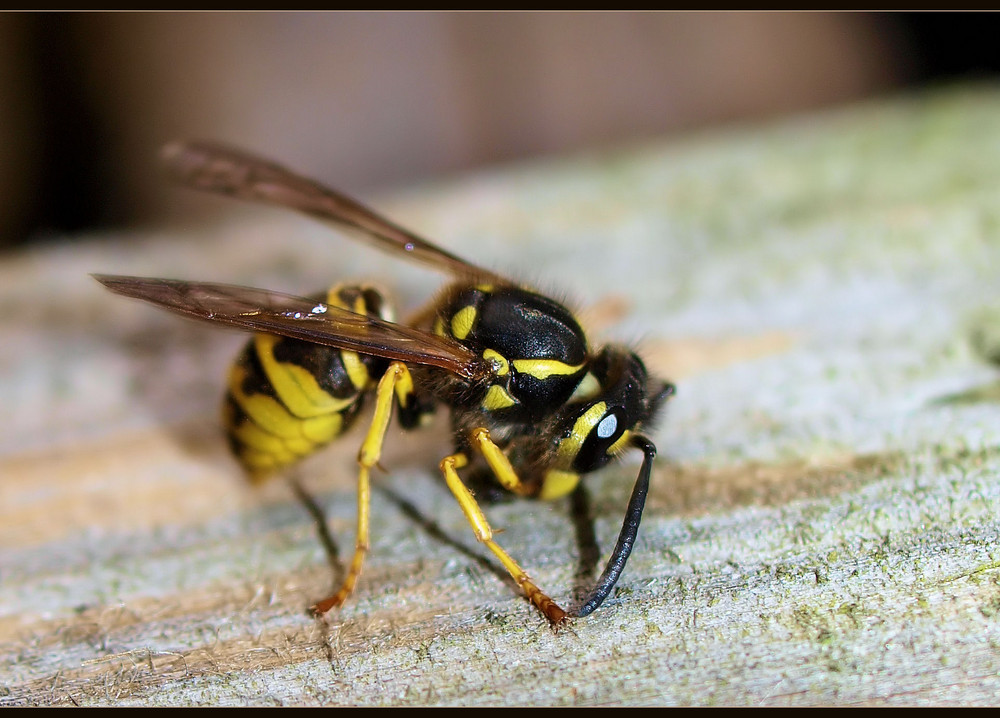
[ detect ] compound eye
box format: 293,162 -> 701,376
595,412 -> 619,441
565,403 -> 628,473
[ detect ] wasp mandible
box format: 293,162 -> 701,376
95,141 -> 674,624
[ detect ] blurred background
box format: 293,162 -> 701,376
0,11 -> 995,249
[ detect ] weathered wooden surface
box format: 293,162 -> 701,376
5,87 -> 1000,706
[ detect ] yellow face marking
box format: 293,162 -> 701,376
511,358 -> 585,380
433,316 -> 446,337
450,305 -> 477,340
352,296 -> 367,315
606,429 -> 632,456
482,348 -> 509,376
481,384 -> 517,411
557,401 -> 607,464
475,283 -> 494,293
253,334 -> 358,417
538,470 -> 581,500
340,350 -> 372,391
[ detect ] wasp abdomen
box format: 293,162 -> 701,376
223,285 -> 391,479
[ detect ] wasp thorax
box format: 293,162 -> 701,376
437,284 -> 589,420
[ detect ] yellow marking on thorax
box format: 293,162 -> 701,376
538,470 -> 581,500
450,306 -> 477,340
569,372 -> 600,402
511,358 -> 584,380
253,334 -> 358,417
483,348 -> 509,376
557,401 -> 607,464
482,384 -> 517,411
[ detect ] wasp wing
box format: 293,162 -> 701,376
94,275 -> 489,380
161,140 -> 508,284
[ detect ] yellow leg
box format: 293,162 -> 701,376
440,450 -> 568,625
311,362 -> 410,616
469,427 -> 533,497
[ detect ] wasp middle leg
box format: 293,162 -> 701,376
310,361 -> 413,615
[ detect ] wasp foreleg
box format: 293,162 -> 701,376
440,445 -> 568,626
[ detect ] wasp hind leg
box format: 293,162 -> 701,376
310,361 -> 413,616
440,428 -> 569,626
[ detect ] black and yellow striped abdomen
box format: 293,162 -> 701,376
223,285 -> 391,480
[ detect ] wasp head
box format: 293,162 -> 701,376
554,346 -> 672,476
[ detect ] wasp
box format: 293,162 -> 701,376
94,141 -> 674,625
